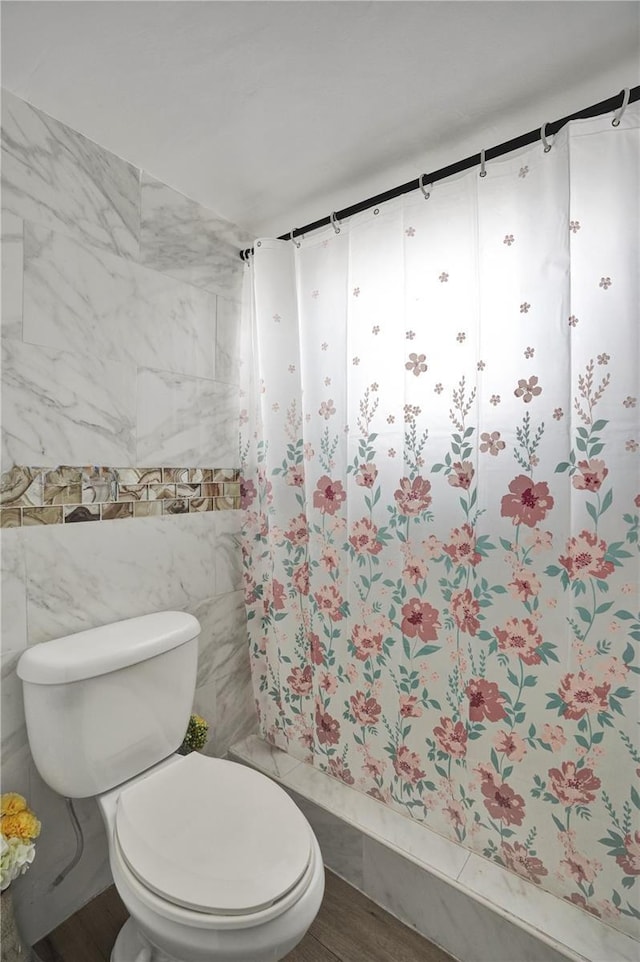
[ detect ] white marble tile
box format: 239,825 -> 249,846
215,295 -> 242,384
23,222 -> 216,378
1,650 -> 28,762
1,528 -> 27,654
1,90 -> 139,260
192,677 -> 218,757
24,512 -> 217,644
282,759 -> 469,884
282,761 -> 375,821
0,742 -> 31,799
363,838 -> 573,962
354,791 -> 469,883
1,337 -> 136,470
460,854 -> 639,962
209,663 -> 258,758
194,590 -> 248,688
288,789 -> 364,889
139,173 -> 251,299
136,366 -> 239,466
15,766 -> 111,945
229,733 -> 302,780
1,210 -> 23,339
213,508 -> 243,594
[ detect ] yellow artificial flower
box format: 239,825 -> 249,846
1,810 -> 41,842
0,793 -> 27,817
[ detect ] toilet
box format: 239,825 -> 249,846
17,611 -> 324,962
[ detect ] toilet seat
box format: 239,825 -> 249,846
115,753 -> 313,916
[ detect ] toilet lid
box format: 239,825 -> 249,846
115,753 -> 312,915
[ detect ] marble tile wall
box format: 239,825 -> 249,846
139,172 -> 248,299
0,89 -> 257,945
231,736 -> 640,962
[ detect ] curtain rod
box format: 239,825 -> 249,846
239,86 -> 638,261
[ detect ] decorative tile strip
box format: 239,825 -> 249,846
0,465 -> 241,527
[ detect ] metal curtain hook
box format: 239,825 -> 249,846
541,123 -> 552,153
479,149 -> 487,178
330,211 -> 341,234
419,174 -> 431,199
612,88 -> 630,126
290,228 -> 301,249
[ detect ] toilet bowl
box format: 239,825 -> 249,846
97,753 -> 325,962
17,611 -> 325,962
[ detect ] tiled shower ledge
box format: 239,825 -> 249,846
230,735 -> 638,962
0,465 -> 240,527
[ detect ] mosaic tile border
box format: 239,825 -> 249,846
0,466 -> 241,527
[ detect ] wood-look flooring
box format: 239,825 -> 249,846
34,869 -> 454,962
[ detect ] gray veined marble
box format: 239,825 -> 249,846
137,366 -> 239,467
1,338 -> 136,471
0,742 -> 31,799
24,511 -> 218,645
1,527 -> 27,654
139,173 -> 252,300
16,766 -> 112,946
215,295 -> 243,385
23,222 -> 216,379
288,789 -> 365,890
194,590 -> 248,688
459,854 -> 640,962
1,650 -> 29,762
193,661 -> 258,760
1,210 -> 24,340
362,839 -> 573,962
229,734 -> 303,781
212,508 -> 243,594
1,90 -> 139,260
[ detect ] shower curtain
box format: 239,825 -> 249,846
240,103 -> 639,935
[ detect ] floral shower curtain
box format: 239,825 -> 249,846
240,104 -> 639,934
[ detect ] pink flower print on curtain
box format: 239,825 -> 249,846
242,104 -> 640,939
501,475 -> 554,527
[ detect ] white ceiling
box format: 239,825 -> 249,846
1,1 -> 638,237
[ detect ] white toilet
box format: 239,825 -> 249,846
17,611 -> 324,962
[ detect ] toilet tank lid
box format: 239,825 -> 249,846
17,612 -> 200,685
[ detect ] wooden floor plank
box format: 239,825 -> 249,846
73,885 -> 127,955
307,873 -> 454,962
34,887 -> 127,962
34,913 -> 107,962
284,931 -> 341,962
30,937 -> 61,962
34,869 -> 451,962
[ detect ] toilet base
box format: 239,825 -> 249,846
112,915 -> 285,962
111,917 -> 160,962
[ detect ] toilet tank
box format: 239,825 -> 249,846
17,611 -> 200,798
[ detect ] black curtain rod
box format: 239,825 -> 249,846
239,86 -> 638,261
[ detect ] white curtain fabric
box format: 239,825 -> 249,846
240,103 -> 639,934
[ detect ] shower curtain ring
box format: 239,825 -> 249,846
330,212 -> 341,234
541,123 -> 552,153
290,228 -> 301,249
419,174 -> 431,199
479,149 -> 487,178
612,88 -> 630,126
